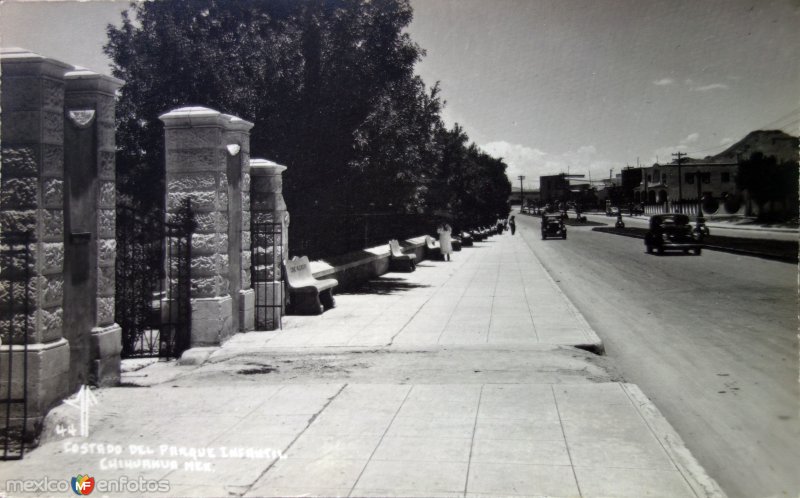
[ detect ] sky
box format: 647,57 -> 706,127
2,0 -> 798,189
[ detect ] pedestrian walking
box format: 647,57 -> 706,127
437,223 -> 453,261
509,216 -> 516,235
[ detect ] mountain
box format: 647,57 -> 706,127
706,130 -> 798,164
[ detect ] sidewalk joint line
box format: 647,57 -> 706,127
485,257 -> 502,343
463,384 -> 485,497
517,247 -> 541,343
434,263 -> 482,344
551,385 -> 584,498
240,383 -> 349,497
387,249 -> 478,347
347,384 -> 414,497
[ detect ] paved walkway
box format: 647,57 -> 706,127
226,233 -> 600,351
0,234 -> 724,498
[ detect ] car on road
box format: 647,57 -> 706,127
541,215 -> 567,240
606,206 -> 620,217
644,214 -> 702,255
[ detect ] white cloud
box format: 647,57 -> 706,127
480,141 -> 617,189
648,133 -> 700,164
691,83 -> 729,92
653,78 -> 674,86
719,137 -> 734,146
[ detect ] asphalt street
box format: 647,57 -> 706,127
516,213 -> 798,498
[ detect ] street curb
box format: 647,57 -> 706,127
592,227 -> 797,264
621,383 -> 727,498
530,246 -> 605,355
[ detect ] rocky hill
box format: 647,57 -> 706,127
706,130 -> 798,164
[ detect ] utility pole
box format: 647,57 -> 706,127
517,175 -> 525,212
672,152 -> 687,213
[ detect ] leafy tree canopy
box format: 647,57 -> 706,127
105,0 -> 512,256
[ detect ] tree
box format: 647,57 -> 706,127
105,0 -> 515,256
736,152 -> 799,220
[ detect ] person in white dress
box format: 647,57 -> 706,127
437,223 -> 453,261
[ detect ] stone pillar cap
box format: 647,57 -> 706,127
222,113 -> 255,132
250,158 -> 287,174
159,106 -> 227,127
65,66 -> 124,93
1,46 -> 73,75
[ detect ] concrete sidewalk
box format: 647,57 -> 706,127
0,234 -> 724,498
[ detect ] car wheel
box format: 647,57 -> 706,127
657,246 -> 664,255
646,244 -> 653,254
562,233 -> 566,239
694,247 -> 702,255
683,249 -> 689,254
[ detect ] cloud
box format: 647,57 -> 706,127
719,137 -> 734,146
653,78 -> 674,86
648,133 -> 700,164
480,141 -> 616,188
691,83 -> 729,92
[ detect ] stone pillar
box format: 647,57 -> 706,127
0,48 -> 71,427
160,107 -> 253,346
250,159 -> 289,330
222,118 -> 255,332
63,68 -> 124,388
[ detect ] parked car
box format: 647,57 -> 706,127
606,206 -> 620,217
644,214 -> 702,255
541,215 -> 567,240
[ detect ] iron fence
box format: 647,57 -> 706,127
0,231 -> 32,460
290,213 -> 435,260
251,222 -> 283,330
116,201 -> 194,359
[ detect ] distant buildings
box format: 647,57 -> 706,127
536,130 -> 798,217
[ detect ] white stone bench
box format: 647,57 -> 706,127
283,256 -> 338,314
388,239 -> 416,272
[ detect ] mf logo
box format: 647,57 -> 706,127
71,474 -> 95,495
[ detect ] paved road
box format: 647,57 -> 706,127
516,213 -> 799,498
581,211 -> 798,241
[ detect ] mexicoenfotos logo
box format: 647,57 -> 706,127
71,474 -> 95,495
5,475 -> 169,495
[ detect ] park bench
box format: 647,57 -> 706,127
460,232 -> 473,247
424,235 -> 443,260
388,239 -> 416,272
283,256 -> 338,315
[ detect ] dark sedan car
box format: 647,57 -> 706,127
644,214 -> 702,255
541,215 -> 567,240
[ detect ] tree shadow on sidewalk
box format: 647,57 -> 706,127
338,277 -> 431,295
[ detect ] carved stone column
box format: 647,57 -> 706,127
63,68 -> 124,388
0,48 -> 71,428
160,107 -> 253,346
250,159 -> 289,330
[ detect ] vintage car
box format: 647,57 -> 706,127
644,214 -> 702,255
541,215 -> 567,240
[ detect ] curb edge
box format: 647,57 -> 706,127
621,383 -> 728,498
